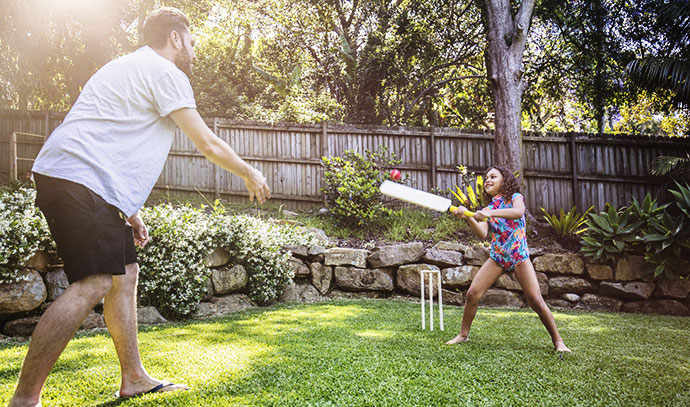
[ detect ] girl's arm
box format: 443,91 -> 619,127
452,206 -> 489,239
475,194 -> 526,220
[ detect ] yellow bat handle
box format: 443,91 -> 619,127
449,206 -> 485,220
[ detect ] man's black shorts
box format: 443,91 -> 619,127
33,173 -> 137,284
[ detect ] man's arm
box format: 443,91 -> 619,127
169,108 -> 270,203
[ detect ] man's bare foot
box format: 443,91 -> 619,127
446,334 -> 469,345
554,340 -> 571,352
116,379 -> 189,398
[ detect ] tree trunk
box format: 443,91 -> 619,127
478,0 -> 536,178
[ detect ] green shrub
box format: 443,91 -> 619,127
0,187 -> 54,284
541,205 -> 593,237
322,146 -> 401,227
639,183 -> 690,279
137,204 -> 215,319
580,204 -> 643,263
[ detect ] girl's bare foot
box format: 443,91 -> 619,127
446,334 -> 469,345
554,340 -> 571,352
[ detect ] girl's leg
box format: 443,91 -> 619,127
446,259 -> 504,344
513,259 -> 571,352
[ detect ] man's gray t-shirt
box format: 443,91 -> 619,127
32,46 -> 196,218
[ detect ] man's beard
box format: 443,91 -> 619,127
174,47 -> 193,78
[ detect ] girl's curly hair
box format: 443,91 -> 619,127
483,165 -> 520,204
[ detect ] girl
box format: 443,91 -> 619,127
446,166 -> 571,352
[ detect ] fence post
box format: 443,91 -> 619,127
213,117 -> 220,200
9,131 -> 17,181
321,122 -> 328,207
429,126 -> 436,190
570,132 -> 580,209
44,110 -> 51,138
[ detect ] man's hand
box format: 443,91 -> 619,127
127,212 -> 150,247
243,166 -> 271,204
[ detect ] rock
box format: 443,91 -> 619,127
533,254 -> 584,275
310,263 -> 333,295
560,293 -> 581,303
202,277 -> 214,301
325,248 -> 368,268
586,264 -> 613,280
328,289 -> 387,299
494,272 -> 522,291
284,245 -> 309,259
80,311 -> 105,330
549,276 -> 595,296
0,269 -> 47,314
529,247 -> 546,257
205,247 -> 231,268
575,294 -> 623,312
279,281 -> 323,303
2,316 -> 41,336
441,289 -> 464,306
334,267 -> 394,291
547,299 -> 573,309
463,246 -> 489,266
442,266 -> 474,288
137,307 -> 167,325
24,250 -> 53,273
479,288 -> 525,308
193,294 -> 255,318
654,279 -> 690,299
367,242 -> 424,268
396,264 -> 441,296
615,256 -> 653,281
423,249 -> 463,268
211,265 -> 248,295
289,258 -> 310,278
433,241 -> 463,251
621,300 -> 690,316
318,208 -> 329,215
492,271 -> 548,295
599,281 -> 655,300
308,227 -> 330,244
308,245 -> 326,262
44,268 -> 69,301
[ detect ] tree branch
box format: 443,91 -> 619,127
406,75 -> 486,116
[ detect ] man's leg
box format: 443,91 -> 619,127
9,274 -> 113,407
103,262 -> 187,397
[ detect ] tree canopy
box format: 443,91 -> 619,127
0,0 -> 687,137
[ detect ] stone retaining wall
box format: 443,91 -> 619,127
2,242 -> 689,337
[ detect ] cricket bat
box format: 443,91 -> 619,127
380,180 -> 477,217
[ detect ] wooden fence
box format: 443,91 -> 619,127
2,109 -> 689,214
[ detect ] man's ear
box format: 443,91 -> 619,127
169,30 -> 182,49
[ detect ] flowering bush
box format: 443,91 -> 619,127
137,204 -> 216,319
208,203 -> 322,305
0,187 -> 54,284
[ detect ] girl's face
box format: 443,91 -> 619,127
484,168 -> 503,196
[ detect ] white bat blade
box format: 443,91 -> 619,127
380,180 -> 451,212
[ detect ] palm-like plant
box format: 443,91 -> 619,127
626,1 -> 690,107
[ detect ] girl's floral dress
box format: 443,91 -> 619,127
486,193 -> 529,271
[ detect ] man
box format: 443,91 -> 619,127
8,7 -> 270,407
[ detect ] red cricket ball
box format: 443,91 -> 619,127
390,169 -> 401,181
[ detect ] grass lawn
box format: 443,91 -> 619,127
1,299 -> 689,406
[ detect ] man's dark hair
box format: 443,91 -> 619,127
482,165 -> 521,205
142,7 -> 190,49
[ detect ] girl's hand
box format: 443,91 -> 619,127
452,205 -> 470,219
474,210 -> 491,221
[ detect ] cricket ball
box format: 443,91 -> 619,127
390,169 -> 401,181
